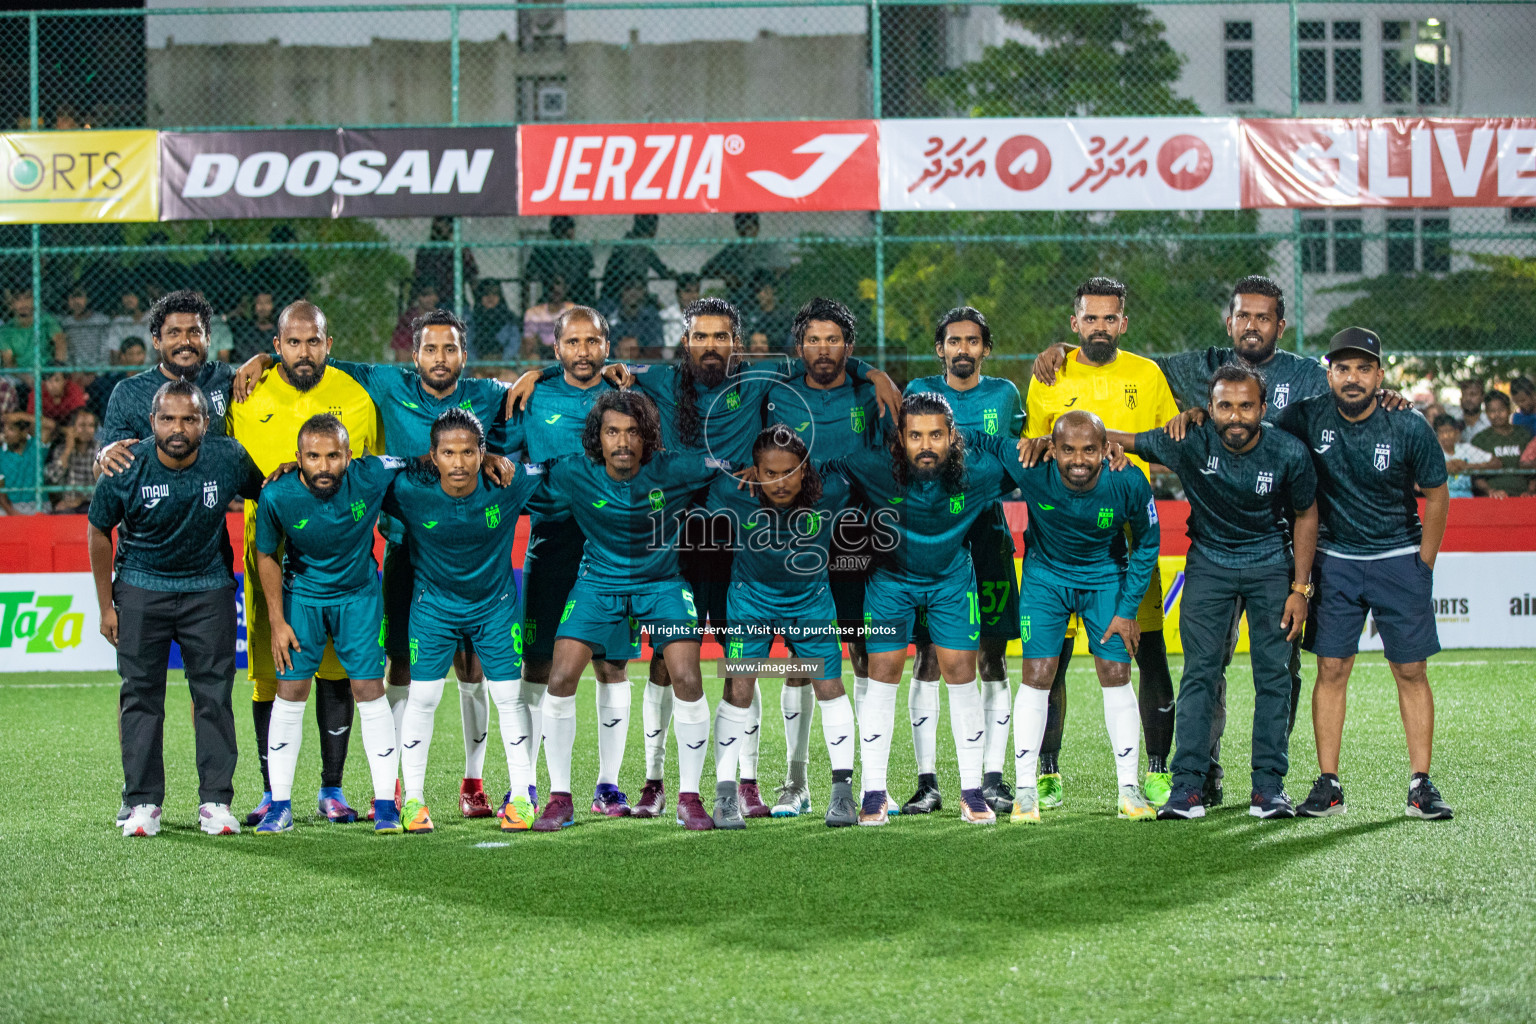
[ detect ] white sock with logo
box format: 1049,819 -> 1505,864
714,701 -> 751,782
947,679 -> 985,790
1102,682 -> 1141,788
386,683 -> 410,745
487,679 -> 535,798
459,680 -> 489,780
643,681 -> 673,781
738,682 -> 762,780
980,676 -> 1012,775
673,696 -> 711,795
356,695 -> 399,803
267,697 -> 305,803
596,679 -> 632,788
908,675 -> 941,775
819,695 -> 856,774
1013,685 -> 1050,792
400,677 -> 445,803
858,681 -> 898,795
520,679 -> 545,782
542,692 -> 577,795
783,683 -> 814,782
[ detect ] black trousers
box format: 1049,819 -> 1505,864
116,581 -> 239,807
1172,551 -> 1293,793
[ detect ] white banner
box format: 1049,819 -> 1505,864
879,117 -> 1241,212
0,573 -> 118,672
1356,552 -> 1536,651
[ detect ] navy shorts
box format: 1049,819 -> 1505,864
1304,550 -> 1441,664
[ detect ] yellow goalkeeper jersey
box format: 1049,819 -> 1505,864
1024,348 -> 1180,479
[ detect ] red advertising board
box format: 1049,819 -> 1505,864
517,120 -> 879,215
1241,117 -> 1536,208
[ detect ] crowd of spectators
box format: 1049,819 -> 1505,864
1423,377 -> 1536,498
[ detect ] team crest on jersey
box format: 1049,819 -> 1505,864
1256,471 -> 1274,495
524,620 -> 537,645
983,408 -> 998,435
209,391 -> 227,417
1097,507 -> 1115,528
408,638 -> 419,665
350,499 -> 366,521
648,488 -> 666,512
949,493 -> 966,514
850,407 -> 866,433
1273,383 -> 1291,409
202,480 -> 219,508
1019,615 -> 1031,643
1374,443 -> 1392,471
327,405 -> 343,419
1124,384 -> 1138,409
560,600 -> 576,624
725,390 -> 741,411
459,398 -> 473,411
485,504 -> 502,528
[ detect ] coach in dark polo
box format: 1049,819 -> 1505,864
87,379 -> 265,838
1110,364 -> 1319,820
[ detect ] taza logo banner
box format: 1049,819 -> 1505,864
159,128 -> 517,220
879,118 -> 1240,212
1,131 -> 159,224
518,120 -> 878,215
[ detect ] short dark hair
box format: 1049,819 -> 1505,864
297,413 -> 348,450
148,290 -> 213,341
1432,414 -> 1461,432
412,308 -> 468,352
119,336 -> 146,354
734,213 -> 760,234
1484,389 -> 1512,411
1230,275 -> 1286,321
554,305 -> 609,341
150,378 -> 208,418
753,423 -> 822,509
68,283 -> 88,299
1207,362 -> 1267,402
1511,375 -> 1535,397
429,407 -> 485,451
933,306 -> 992,352
278,300 -> 329,339
792,297 -> 857,349
1075,276 -> 1126,311
582,389 -> 661,466
683,297 -> 741,340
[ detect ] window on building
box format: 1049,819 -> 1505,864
1512,208 -> 1536,224
1224,21 -> 1254,105
1383,19 -> 1451,107
1299,20 -> 1362,104
1387,212 -> 1452,273
1301,215 -> 1363,274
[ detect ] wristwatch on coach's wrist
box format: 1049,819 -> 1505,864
1290,581 -> 1315,599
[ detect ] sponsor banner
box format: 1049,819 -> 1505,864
1240,118 -> 1536,208
879,118 -> 1240,212
518,120 -> 878,215
159,128 -> 516,220
0,131 -> 158,223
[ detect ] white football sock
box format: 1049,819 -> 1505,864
858,681 -> 898,795
400,677 -> 445,803
1102,682 -> 1141,788
595,679 -> 632,788
783,684 -> 814,781
643,681 -> 673,780
980,676 -> 1012,775
714,701 -> 751,782
458,680 -> 489,780
386,683 -> 410,745
355,695 -> 399,803
542,692 -> 577,795
267,697 -> 305,803
1013,685 -> 1050,791
487,678 -> 535,797
908,675 -> 941,775
818,694 -> 855,774
947,679 -> 985,790
853,675 -> 870,720
738,682 -> 762,780
520,679 -> 545,781
673,695 -> 710,795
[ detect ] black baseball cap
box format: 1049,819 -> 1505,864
1326,326 -> 1382,362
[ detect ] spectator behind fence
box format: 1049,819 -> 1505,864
0,411 -> 37,514
525,215 -> 595,308
28,362 -> 87,430
61,283 -> 113,370
600,277 -> 665,359
87,336 -> 148,417
0,375 -> 16,416
1435,414 -> 1480,498
1510,376 -> 1536,434
744,270 -> 793,353
1456,377 -> 1489,437
469,278 -> 516,355
0,288 -> 67,371
191,231 -> 251,317
701,212 -> 791,309
192,291 -> 235,364
658,273 -> 700,359
600,214 -> 671,303
414,216 -> 478,307
251,225 -> 311,310
105,286 -> 150,360
391,280 -> 439,362
1468,390 -> 1534,497
133,232 -> 182,302
226,290 -> 277,364
45,404 -> 98,513
516,274 -> 574,355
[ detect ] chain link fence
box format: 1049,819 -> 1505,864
2,0 -> 1535,509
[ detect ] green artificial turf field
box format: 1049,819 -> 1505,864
2,652 -> 1533,1024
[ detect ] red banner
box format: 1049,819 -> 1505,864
1241,117 -> 1536,208
517,120 -> 879,215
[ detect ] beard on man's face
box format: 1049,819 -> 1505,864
163,344 -> 206,379
947,355 -> 977,380
1334,386 -> 1374,418
285,357 -> 325,393
692,350 -> 729,389
155,430 -> 200,459
808,354 -> 844,386
302,466 -> 342,499
1080,333 -> 1118,363
1234,331 -> 1277,365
